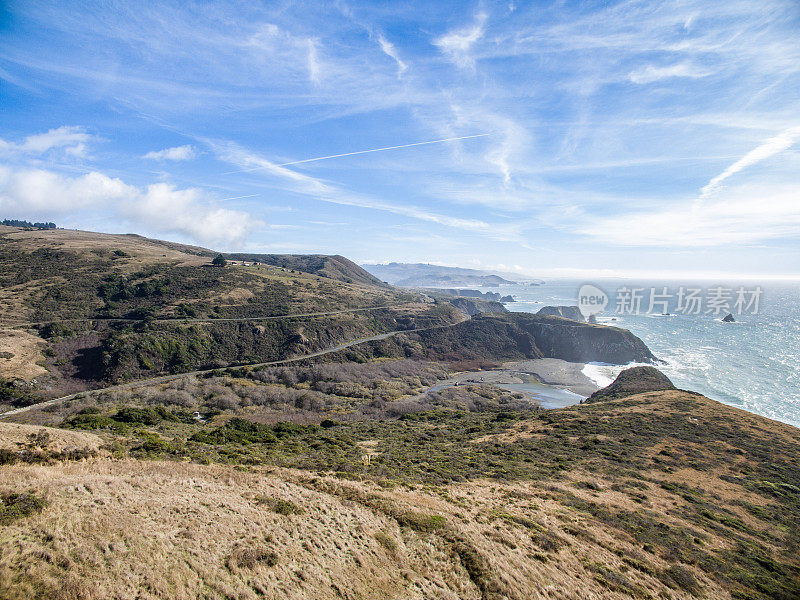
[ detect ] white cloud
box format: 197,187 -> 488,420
377,35 -> 407,77
143,144 -> 196,160
581,184 -> 800,247
0,165 -> 259,247
0,126 -> 92,157
701,126 -> 800,196
307,39 -> 321,85
131,183 -> 256,245
433,12 -> 487,69
628,62 -> 712,84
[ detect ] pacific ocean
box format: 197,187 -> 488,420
488,279 -> 800,427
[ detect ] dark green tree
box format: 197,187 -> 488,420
211,254 -> 227,267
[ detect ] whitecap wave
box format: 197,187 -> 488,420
581,363 -> 616,388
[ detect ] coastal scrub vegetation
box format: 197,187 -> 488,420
20,361 -> 796,600
4,383 -> 799,600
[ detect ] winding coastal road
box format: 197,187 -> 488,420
0,322 -> 457,419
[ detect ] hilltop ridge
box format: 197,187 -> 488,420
227,253 -> 386,287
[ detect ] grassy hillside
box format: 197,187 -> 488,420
0,226 -> 659,405
2,383 -> 798,599
226,253 -> 387,287
0,226 -> 457,397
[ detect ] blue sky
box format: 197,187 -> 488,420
1,0 -> 799,278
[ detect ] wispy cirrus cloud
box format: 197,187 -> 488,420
581,183 -> 800,246
628,62 -> 712,84
433,12 -> 487,69
209,138 -> 523,241
377,34 -> 407,77
143,144 -> 196,160
306,39 -> 321,85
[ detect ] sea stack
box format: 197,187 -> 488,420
722,313 -> 735,322
536,305 -> 585,322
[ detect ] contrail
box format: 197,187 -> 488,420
218,193 -> 260,201
223,133 -> 489,174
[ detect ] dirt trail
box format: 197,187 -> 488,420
0,323 -> 453,419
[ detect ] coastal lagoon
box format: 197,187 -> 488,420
484,279 -> 800,427
424,358 -> 592,409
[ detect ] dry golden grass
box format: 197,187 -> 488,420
0,422 -> 102,453
214,286 -> 256,304
0,226 -> 210,268
0,458 -> 729,600
0,327 -> 47,380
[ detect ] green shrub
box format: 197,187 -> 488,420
0,449 -> 18,465
0,491 -> 47,525
227,545 -> 278,570
272,421 -> 316,438
191,418 -> 277,445
395,511 -> 446,532
256,496 -> 304,515
114,406 -> 161,425
375,531 -> 398,554
0,378 -> 41,408
133,433 -> 176,455
190,418 -> 317,445
63,412 -> 119,430
661,564 -> 701,594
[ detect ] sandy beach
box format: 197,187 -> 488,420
502,358 -> 600,396
427,358 -> 600,409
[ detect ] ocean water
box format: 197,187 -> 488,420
482,279 -> 800,428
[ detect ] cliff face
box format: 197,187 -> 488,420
515,314 -> 657,364
413,315 -> 542,362
415,313 -> 656,365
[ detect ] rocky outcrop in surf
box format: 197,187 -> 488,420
536,305 -> 585,322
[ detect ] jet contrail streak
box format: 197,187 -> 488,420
223,133 -> 489,174
218,193 -> 260,201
